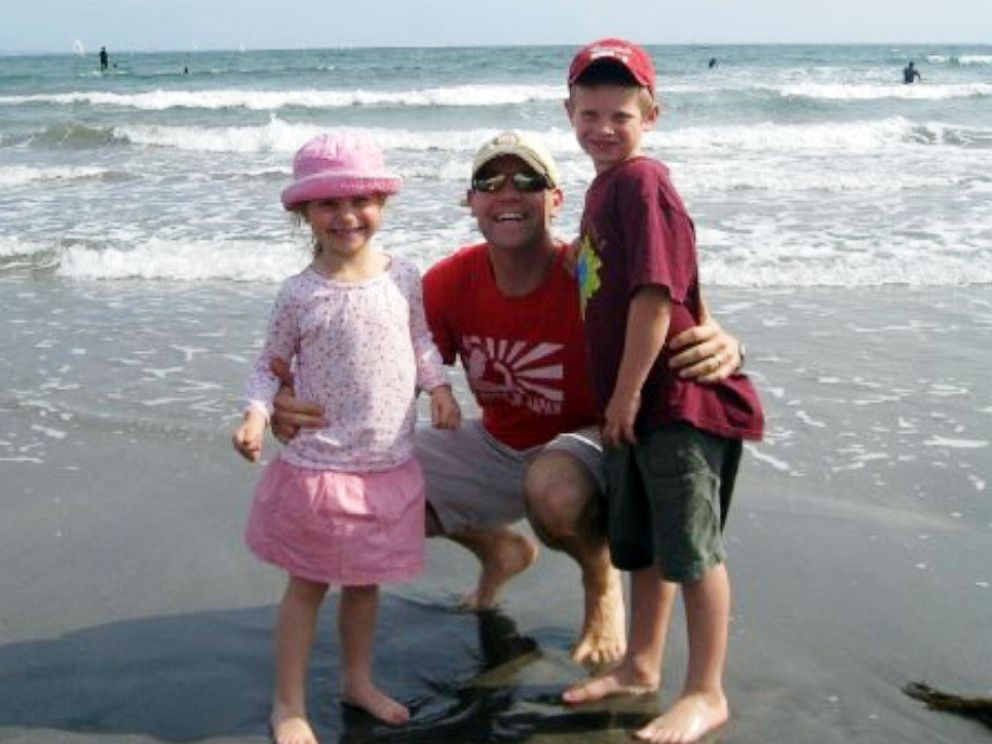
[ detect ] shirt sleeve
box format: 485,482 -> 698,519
243,280 -> 299,419
618,168 -> 697,304
405,265 -> 448,392
422,260 -> 458,365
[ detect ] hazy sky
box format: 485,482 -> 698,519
3,0 -> 991,54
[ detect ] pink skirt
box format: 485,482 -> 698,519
244,457 -> 425,585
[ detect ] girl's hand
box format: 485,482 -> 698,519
601,388 -> 641,449
232,411 -> 266,462
430,385 -> 461,430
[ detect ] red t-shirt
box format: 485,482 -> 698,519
577,157 -> 764,441
423,242 -> 598,450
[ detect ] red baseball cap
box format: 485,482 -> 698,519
567,38 -> 656,96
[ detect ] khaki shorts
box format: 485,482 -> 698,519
415,419 -> 605,533
605,422 -> 742,583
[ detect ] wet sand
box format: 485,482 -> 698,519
1,284 -> 990,743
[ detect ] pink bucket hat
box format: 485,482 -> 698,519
281,132 -> 402,210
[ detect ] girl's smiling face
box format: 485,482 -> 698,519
304,193 -> 385,260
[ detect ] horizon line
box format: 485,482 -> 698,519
2,40 -> 990,57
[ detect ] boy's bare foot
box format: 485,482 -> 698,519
269,705 -> 318,744
342,681 -> 410,725
562,662 -> 659,705
633,691 -> 729,743
571,566 -> 626,665
458,529 -> 538,609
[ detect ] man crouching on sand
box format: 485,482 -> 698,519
271,131 -> 743,665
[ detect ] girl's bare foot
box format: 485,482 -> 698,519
562,661 -> 659,705
342,681 -> 410,725
270,705 -> 318,744
633,690 -> 729,743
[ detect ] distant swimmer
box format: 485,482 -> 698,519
903,61 -> 922,84
708,57 -> 718,69
99,46 -> 109,71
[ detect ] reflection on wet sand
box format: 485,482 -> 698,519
339,607 -> 655,743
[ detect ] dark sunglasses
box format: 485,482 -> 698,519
471,172 -> 550,194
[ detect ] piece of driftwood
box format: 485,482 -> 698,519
903,681 -> 992,730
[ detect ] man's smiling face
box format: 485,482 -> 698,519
468,155 -> 562,253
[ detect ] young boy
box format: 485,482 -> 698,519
562,38 -> 764,743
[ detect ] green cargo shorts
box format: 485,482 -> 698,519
605,422 -> 742,583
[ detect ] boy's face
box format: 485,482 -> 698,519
565,85 -> 658,173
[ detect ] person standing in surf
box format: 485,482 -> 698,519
903,61 -> 922,84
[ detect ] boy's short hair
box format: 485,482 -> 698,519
567,38 -> 656,96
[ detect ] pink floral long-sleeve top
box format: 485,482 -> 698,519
245,256 -> 447,472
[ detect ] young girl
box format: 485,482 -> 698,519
232,132 -> 460,743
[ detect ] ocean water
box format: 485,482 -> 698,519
3,43 -> 991,440
3,42 -> 991,467
2,43 -> 991,285
3,42 -> 992,467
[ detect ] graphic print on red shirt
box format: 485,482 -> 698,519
460,335 -> 565,414
423,242 -> 598,450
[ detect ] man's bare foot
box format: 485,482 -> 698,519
633,691 -> 729,743
562,662 -> 659,705
269,705 -> 318,744
457,528 -> 538,609
342,681 -> 410,725
571,566 -> 627,665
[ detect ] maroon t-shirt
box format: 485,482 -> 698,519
576,157 -> 763,440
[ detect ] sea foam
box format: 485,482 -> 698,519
57,238 -> 308,281
106,117 -> 990,157
0,165 -> 110,186
777,82 -> 992,101
0,84 -> 564,111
